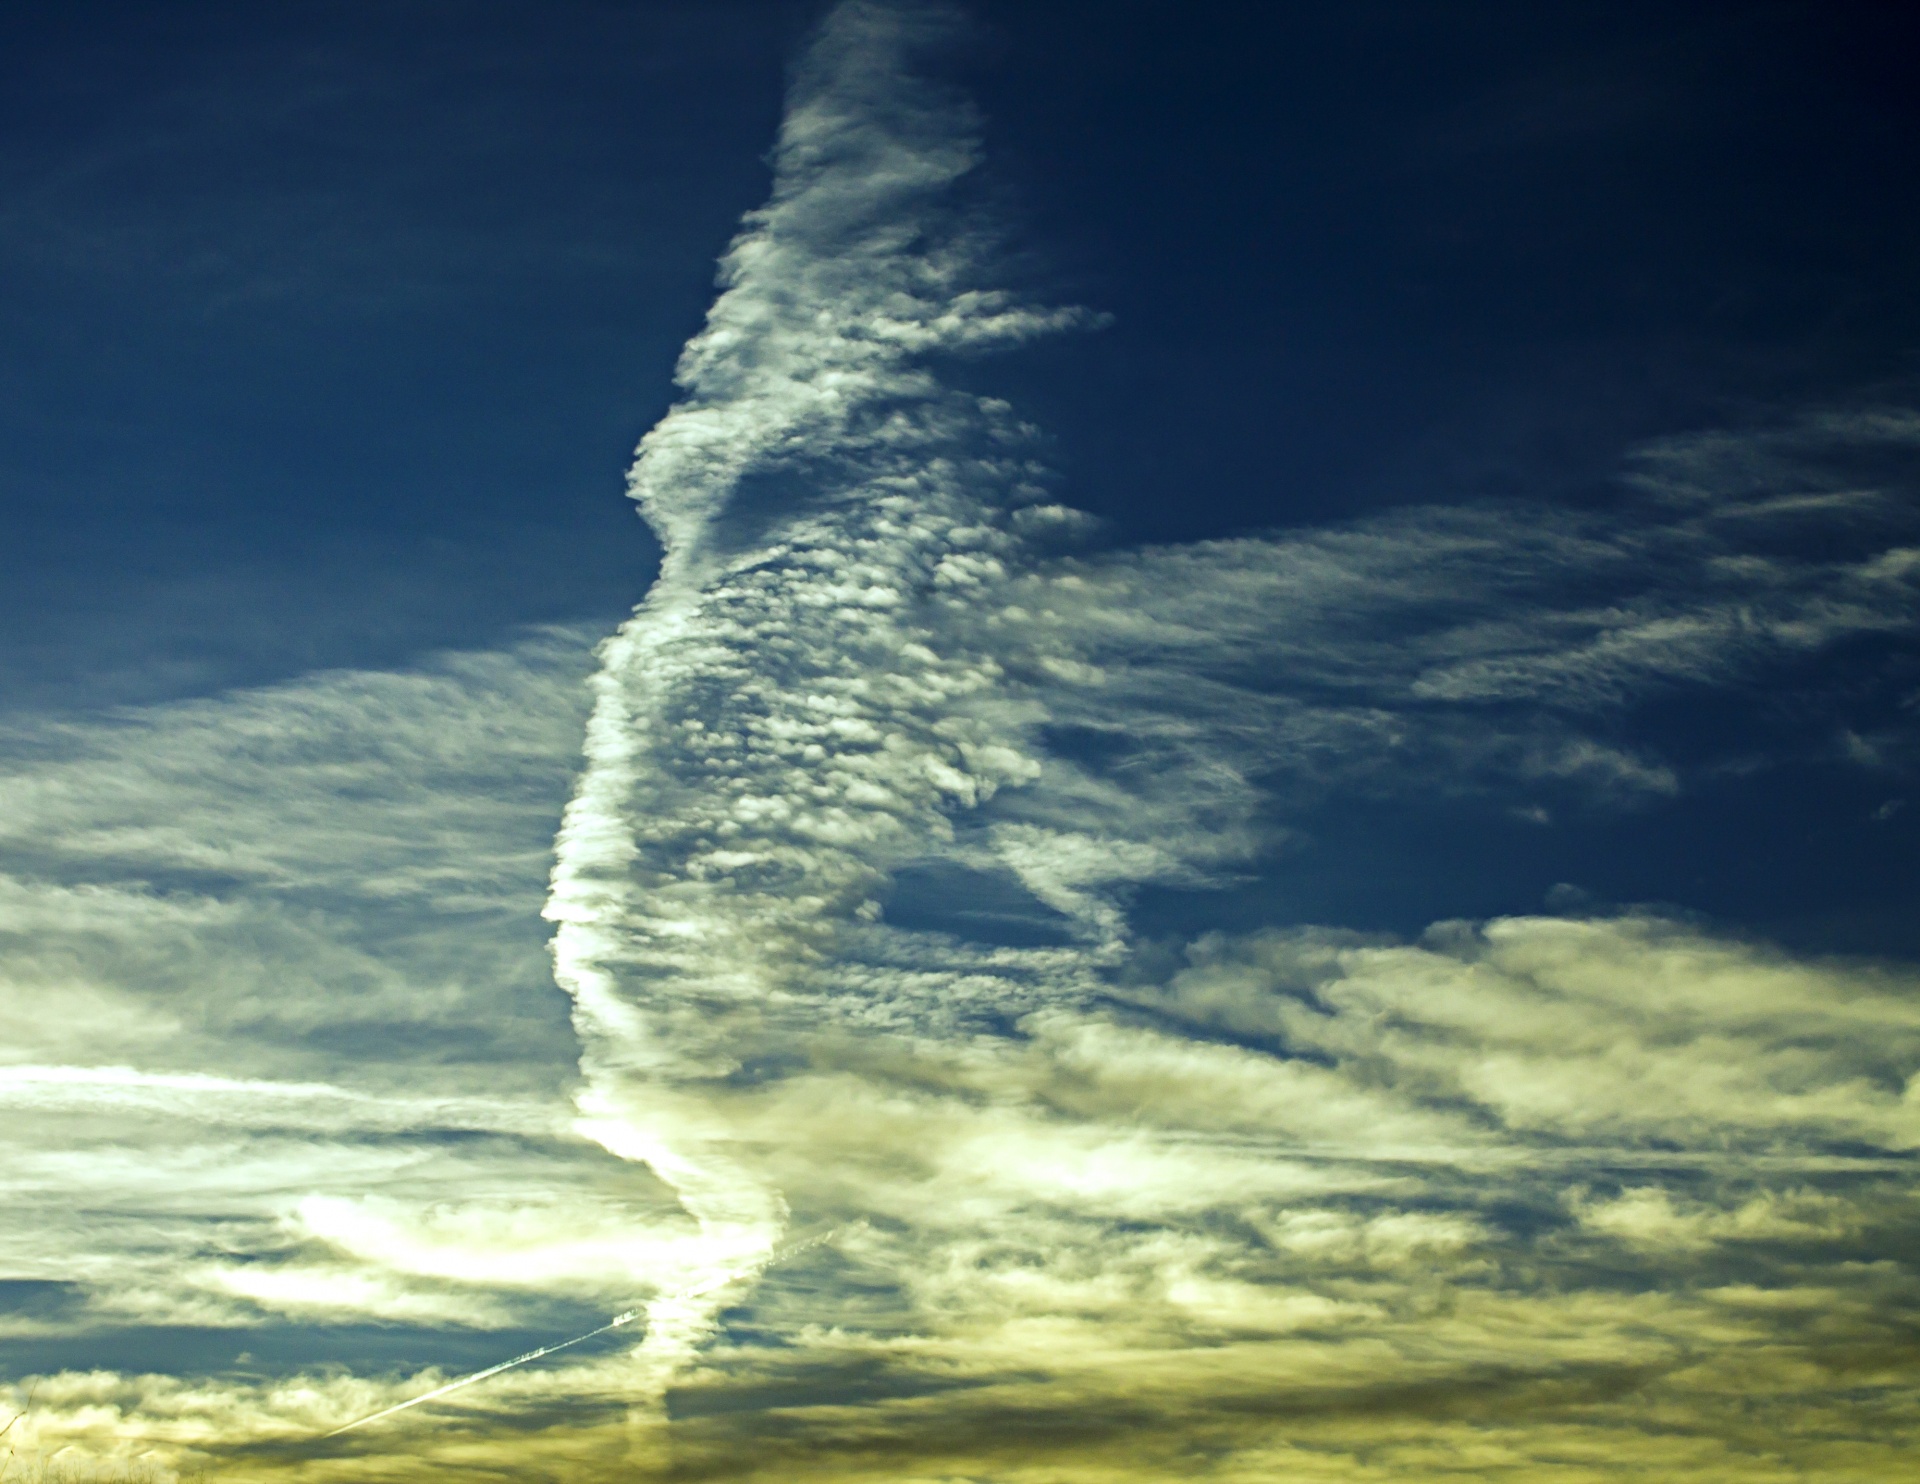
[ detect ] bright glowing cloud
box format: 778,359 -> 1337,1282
3,3 -> 1917,1481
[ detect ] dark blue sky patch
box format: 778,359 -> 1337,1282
0,1308 -> 613,1384
0,1280 -> 87,1325
881,861 -> 1081,948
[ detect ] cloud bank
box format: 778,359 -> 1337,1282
4,3 -> 1918,1480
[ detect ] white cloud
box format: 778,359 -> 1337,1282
0,628 -> 637,1349
531,0 -> 1920,1457
6,5 -> 1920,1479
1147,916 -> 1920,1152
0,626 -> 593,908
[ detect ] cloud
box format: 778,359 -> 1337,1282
6,3 -> 1920,1480
0,627 -> 702,1360
1001,470 -> 1917,820
602,917 -> 1915,1482
521,0 -> 1920,1467
0,627 -> 594,909
17,913 -> 1916,1479
0,627 -> 597,1070
1152,916 -> 1920,1153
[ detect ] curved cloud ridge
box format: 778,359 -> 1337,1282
543,0 -> 1100,1386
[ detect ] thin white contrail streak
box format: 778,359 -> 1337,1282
320,1229 -> 838,1440
322,1310 -> 644,1439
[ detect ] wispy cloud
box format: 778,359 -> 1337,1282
0,628 -> 688,1360
4,3 -> 1918,1480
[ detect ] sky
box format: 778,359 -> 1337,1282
1,2 -> 1917,1480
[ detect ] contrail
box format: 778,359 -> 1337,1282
321,1228 -> 838,1440
321,1309 -> 644,1439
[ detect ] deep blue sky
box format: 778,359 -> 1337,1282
3,0 -> 1917,952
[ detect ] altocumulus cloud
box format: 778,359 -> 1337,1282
4,2 -> 1919,1480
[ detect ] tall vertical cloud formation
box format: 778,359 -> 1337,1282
544,0 -> 1108,1390
543,0 -> 1920,1428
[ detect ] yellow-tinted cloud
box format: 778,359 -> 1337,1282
6,5 -> 1920,1481
15,913 -> 1911,1482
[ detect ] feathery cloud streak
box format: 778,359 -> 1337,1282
6,2 -> 1920,1478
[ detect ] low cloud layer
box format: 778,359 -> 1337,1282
4,3 -> 1916,1480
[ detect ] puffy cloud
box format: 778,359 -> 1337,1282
26,896 -> 1920,1481
7,3 -> 1920,1481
